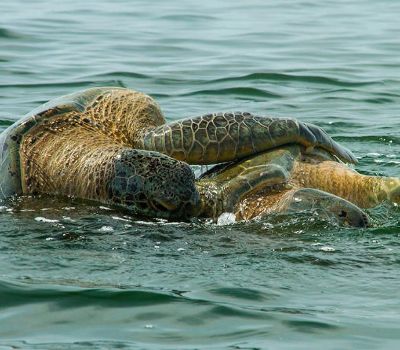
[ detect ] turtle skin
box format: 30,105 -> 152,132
0,87 -> 357,219
197,144 -> 400,227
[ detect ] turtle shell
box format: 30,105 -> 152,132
0,87 -> 125,199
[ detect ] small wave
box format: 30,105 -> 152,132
0,340 -> 135,350
179,86 -> 281,98
0,27 -> 23,40
323,95 -> 396,104
0,279 -> 273,321
283,319 -> 341,332
86,71 -> 150,80
336,135 -> 400,144
157,14 -> 217,21
283,253 -> 337,267
0,119 -> 15,127
210,72 -> 379,87
0,80 -> 126,90
324,120 -> 365,128
363,97 -> 395,104
208,287 -> 269,301
0,280 -> 181,308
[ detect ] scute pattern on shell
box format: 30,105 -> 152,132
141,111 -> 357,164
1,87 -> 200,218
0,87 -> 114,199
0,87 -> 164,198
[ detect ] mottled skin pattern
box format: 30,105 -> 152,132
109,149 -> 198,217
291,160 -> 400,208
197,145 -> 400,227
0,87 -> 357,219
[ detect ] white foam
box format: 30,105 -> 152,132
320,246 -> 335,252
98,226 -> 114,232
217,212 -> 236,225
263,222 -> 274,230
134,220 -> 157,225
99,206 -> 112,210
62,216 -> 76,222
35,217 -> 59,223
366,152 -> 381,157
112,216 -> 131,222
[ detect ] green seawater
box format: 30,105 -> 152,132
1,0 -> 400,348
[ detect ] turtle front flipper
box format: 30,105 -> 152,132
195,145 -> 301,219
196,161 -> 290,219
220,164 -> 289,213
138,112 -> 357,165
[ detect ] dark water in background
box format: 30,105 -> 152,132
1,0 -> 400,348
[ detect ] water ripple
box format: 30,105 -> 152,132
0,80 -> 125,89
0,280 -> 181,308
211,72 -> 380,87
86,71 -> 150,80
179,86 -> 281,98
1,0 -> 400,347
0,27 -> 23,40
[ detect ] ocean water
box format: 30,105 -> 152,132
1,0 -> 400,349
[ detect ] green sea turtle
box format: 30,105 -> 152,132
196,144 -> 400,227
0,87 -> 356,219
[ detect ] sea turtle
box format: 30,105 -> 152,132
0,87 -> 356,219
196,144 -> 400,227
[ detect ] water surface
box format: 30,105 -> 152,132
1,0 -> 400,349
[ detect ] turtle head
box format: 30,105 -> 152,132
286,188 -> 370,227
108,149 -> 200,219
